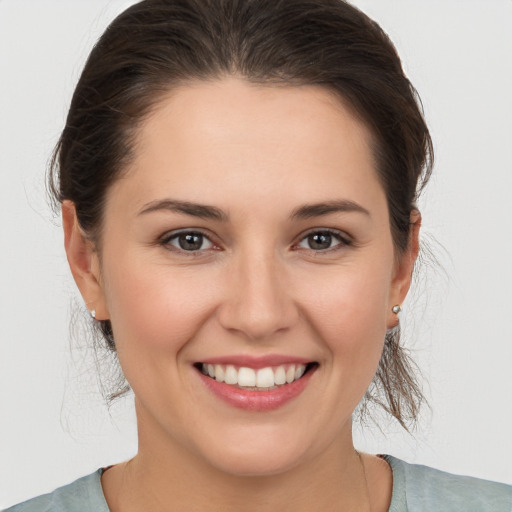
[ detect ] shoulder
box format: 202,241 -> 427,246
2,470 -> 109,512
384,455 -> 512,512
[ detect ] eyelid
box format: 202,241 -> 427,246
156,227 -> 352,254
294,228 -> 353,252
158,228 -> 219,253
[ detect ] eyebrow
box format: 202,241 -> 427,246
290,200 -> 370,220
138,198 -> 370,222
138,199 -> 228,221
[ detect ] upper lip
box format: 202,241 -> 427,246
197,354 -> 315,369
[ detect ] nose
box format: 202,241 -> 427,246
217,249 -> 299,342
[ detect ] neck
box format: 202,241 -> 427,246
103,406 -> 374,512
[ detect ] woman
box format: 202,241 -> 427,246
3,0 -> 511,510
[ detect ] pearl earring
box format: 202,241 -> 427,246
392,305 -> 402,314
90,309 -> 96,319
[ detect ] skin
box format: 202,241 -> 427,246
63,77 -> 419,511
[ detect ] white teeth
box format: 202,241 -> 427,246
214,365 -> 225,383
238,367 -> 256,387
295,365 -> 306,380
256,367 -> 275,388
225,365 -> 238,385
274,366 -> 286,385
286,365 -> 296,383
201,362 -> 311,389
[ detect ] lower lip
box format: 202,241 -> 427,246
197,367 -> 317,412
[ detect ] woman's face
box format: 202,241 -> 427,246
69,78 -> 416,476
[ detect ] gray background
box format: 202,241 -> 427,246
1,0 -> 511,506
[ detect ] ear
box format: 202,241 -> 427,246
387,210 -> 421,329
62,200 -> 109,320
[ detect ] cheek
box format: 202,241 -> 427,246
102,258 -> 219,355
298,261 -> 391,361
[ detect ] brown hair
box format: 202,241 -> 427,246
50,0 -> 433,429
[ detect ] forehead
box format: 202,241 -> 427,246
112,77 -> 384,217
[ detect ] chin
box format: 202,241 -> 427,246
210,448 -> 304,478
193,426 -> 312,478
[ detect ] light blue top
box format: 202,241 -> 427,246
4,455 -> 512,511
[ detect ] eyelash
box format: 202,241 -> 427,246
159,229 -> 216,255
158,228 -> 352,255
295,228 -> 352,253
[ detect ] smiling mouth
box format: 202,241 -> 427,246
194,362 -> 318,391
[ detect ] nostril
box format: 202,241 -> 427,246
216,273 -> 300,341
